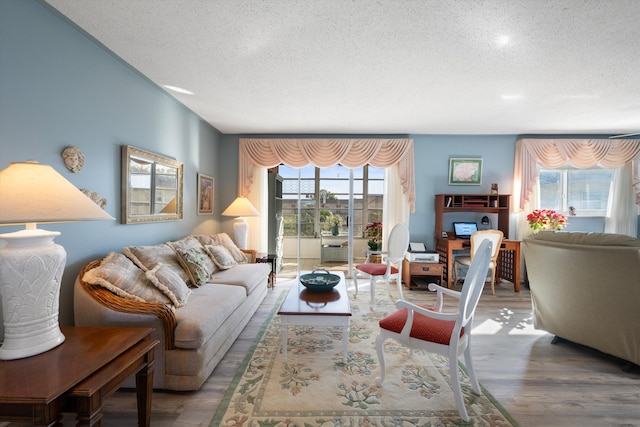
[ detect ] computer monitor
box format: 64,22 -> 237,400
453,222 -> 478,239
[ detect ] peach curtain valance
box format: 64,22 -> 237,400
513,138 -> 640,211
239,138 -> 415,212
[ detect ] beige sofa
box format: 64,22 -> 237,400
523,231 -> 640,367
74,233 -> 270,391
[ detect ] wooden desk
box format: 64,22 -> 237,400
0,326 -> 158,427
435,237 -> 521,292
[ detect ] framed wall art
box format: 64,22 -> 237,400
448,158 -> 482,185
197,173 -> 214,215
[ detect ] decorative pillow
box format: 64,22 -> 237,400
174,247 -> 214,287
167,236 -> 218,280
123,244 -> 192,285
146,263 -> 192,308
205,245 -> 238,270
83,252 -> 171,304
193,234 -> 220,247
216,232 -> 246,263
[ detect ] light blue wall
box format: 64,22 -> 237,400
0,0 -> 224,327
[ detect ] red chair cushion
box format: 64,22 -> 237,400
379,307 -> 463,345
355,263 -> 398,276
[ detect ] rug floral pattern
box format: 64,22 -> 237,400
212,292 -> 518,427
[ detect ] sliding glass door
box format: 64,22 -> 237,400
278,164 -> 384,274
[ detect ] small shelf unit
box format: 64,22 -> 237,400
435,194 -> 511,240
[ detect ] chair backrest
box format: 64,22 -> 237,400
458,239 -> 493,329
470,229 -> 503,261
387,223 -> 410,260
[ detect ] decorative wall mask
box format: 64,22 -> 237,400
61,146 -> 85,173
81,189 -> 107,209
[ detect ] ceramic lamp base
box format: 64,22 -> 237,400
233,217 -> 249,250
0,229 -> 66,360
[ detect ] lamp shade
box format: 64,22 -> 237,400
0,160 -> 114,225
221,196 -> 259,217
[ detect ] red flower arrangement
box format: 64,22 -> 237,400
364,221 -> 383,250
526,209 -> 567,232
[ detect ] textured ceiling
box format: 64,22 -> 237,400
45,0 -> 640,135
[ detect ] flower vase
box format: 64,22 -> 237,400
331,224 -> 340,236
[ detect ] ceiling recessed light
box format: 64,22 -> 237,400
163,85 -> 194,95
496,35 -> 511,47
501,94 -> 522,100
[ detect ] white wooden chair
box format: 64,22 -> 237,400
352,223 -> 410,305
453,229 -> 503,294
375,239 -> 493,421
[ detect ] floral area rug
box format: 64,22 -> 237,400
211,287 -> 519,427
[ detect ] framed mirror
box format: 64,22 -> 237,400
121,145 -> 183,224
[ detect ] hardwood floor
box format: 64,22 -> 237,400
6,259 -> 637,427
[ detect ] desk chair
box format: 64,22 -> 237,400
453,229 -> 503,294
353,223 -> 410,305
375,240 -> 493,421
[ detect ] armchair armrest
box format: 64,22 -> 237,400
78,259 -> 177,350
427,282 -> 461,312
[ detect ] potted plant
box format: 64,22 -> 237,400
364,221 -> 383,251
526,209 -> 568,233
330,214 -> 342,235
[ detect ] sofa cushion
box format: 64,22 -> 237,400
175,247 -> 216,287
205,245 -> 238,270
193,234 -> 220,247
123,244 -> 192,285
145,263 -> 192,307
173,283 -> 246,349
217,232 -> 247,263
168,236 -> 219,286
83,252 -> 171,304
209,262 -> 270,295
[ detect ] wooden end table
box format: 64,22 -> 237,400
0,326 -> 158,427
256,253 -> 277,288
402,259 -> 444,289
278,271 -> 351,362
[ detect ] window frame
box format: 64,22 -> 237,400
538,167 -> 613,217
279,164 -> 383,238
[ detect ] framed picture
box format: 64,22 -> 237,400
197,173 -> 214,215
448,158 -> 482,185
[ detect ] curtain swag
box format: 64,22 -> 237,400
239,138 -> 416,212
513,138 -> 640,211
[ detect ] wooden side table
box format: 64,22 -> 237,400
402,259 -> 444,290
256,253 -> 277,288
0,326 -> 158,427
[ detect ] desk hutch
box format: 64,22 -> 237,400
433,194 -> 521,292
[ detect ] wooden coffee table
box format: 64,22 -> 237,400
0,326 -> 158,427
278,271 -> 352,362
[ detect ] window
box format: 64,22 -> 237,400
539,168 -> 613,216
279,164 -> 384,237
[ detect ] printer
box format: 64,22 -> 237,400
405,242 -> 439,263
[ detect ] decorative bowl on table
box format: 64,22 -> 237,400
299,269 -> 341,292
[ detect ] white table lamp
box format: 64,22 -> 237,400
221,196 -> 259,250
0,160 -> 114,360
